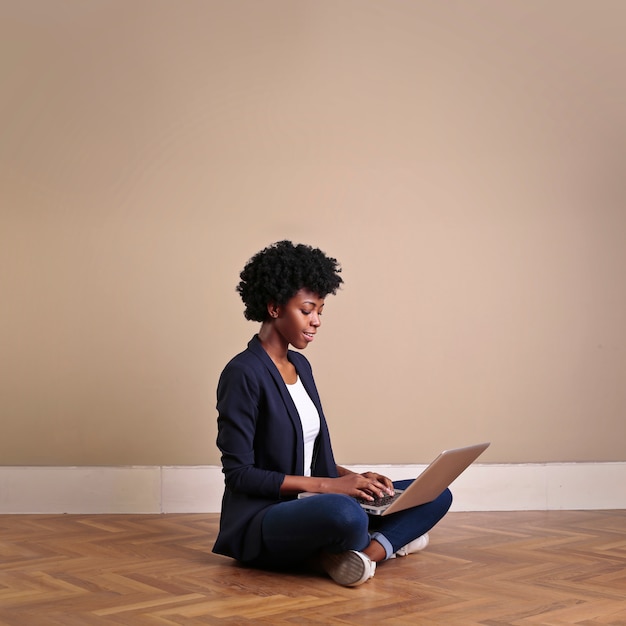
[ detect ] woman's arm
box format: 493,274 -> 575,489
279,467 -> 394,500
217,363 -> 286,498
338,465 -> 394,494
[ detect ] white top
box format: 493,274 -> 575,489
286,376 -> 321,477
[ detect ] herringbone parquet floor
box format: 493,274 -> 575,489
0,511 -> 624,625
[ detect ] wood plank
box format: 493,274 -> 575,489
0,511 -> 624,624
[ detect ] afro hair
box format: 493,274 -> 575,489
236,241 -> 343,322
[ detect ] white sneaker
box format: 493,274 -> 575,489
321,550 -> 376,586
391,533 -> 430,558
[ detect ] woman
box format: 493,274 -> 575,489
213,240 -> 452,586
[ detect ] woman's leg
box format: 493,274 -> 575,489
368,480 -> 453,559
254,494 -> 370,568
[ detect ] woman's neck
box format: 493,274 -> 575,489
258,323 -> 296,383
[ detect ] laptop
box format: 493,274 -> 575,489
299,442 -> 490,516
359,442 -> 490,516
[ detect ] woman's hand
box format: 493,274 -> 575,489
360,471 -> 395,497
324,471 -> 395,501
280,468 -> 395,500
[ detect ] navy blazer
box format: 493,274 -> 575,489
213,335 -> 338,562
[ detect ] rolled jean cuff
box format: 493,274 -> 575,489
369,531 -> 394,560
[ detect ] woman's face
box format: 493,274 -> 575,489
271,288 -> 325,350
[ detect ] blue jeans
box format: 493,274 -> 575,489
252,480 -> 453,568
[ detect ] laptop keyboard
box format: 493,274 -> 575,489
356,492 -> 400,507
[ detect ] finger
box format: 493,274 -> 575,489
376,475 -> 395,494
368,482 -> 386,498
366,473 -> 391,492
364,475 -> 389,495
358,489 -> 375,501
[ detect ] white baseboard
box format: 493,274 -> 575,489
1,463 -> 625,514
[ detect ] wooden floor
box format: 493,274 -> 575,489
0,511 -> 624,625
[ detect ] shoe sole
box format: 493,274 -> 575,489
321,551 -> 371,586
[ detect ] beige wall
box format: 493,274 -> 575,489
1,0 -> 625,466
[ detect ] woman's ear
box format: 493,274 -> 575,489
267,302 -> 280,319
